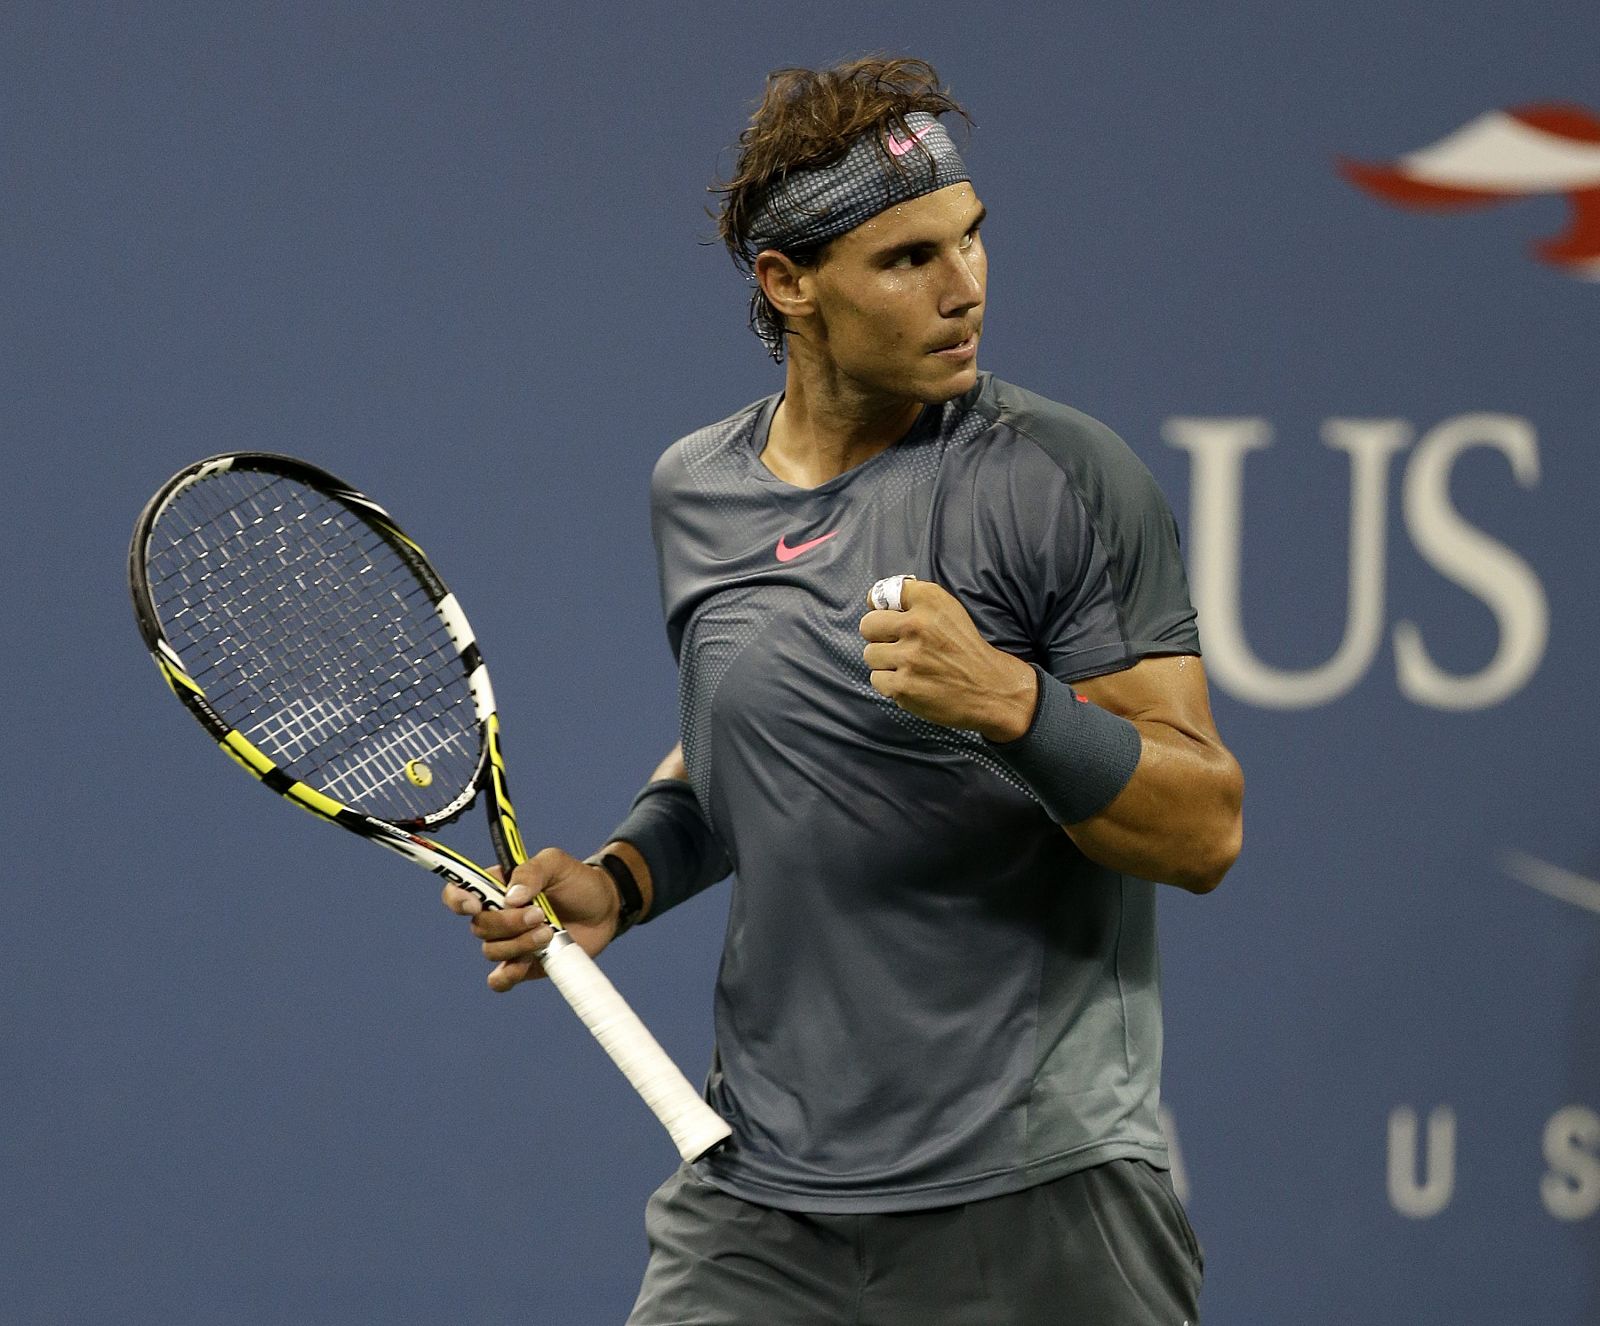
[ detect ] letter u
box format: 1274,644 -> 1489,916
1163,418 -> 1410,709
1387,1104 -> 1456,1218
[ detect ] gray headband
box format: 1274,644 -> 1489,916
746,111 -> 971,254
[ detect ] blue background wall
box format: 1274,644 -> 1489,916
5,3 -> 1595,1322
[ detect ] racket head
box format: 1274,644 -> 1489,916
129,452 -> 497,834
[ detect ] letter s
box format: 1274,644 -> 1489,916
1542,1105 -> 1600,1221
1395,414 -> 1548,710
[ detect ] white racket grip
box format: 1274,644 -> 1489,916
539,934 -> 732,1162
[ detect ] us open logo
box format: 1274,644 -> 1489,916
1339,102 -> 1600,279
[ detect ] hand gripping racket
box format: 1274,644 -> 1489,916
129,452 -> 731,1162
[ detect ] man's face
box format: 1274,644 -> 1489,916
799,183 -> 987,403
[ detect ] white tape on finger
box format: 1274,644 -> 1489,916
868,574 -> 916,612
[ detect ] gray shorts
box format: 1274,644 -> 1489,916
626,1159 -> 1204,1326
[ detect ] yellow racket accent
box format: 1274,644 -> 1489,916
156,656 -> 204,698
286,782 -> 343,820
220,731 -> 276,780
487,716 -> 528,860
484,715 -> 560,927
370,516 -> 426,557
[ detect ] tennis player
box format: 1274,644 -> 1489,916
445,56 -> 1242,1325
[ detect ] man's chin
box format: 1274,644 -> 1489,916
922,357 -> 980,402
843,354 -> 980,407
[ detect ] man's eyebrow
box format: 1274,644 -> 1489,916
870,205 -> 989,260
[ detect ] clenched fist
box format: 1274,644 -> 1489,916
859,578 -> 1038,742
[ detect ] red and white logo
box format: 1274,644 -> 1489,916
1338,103 -> 1600,279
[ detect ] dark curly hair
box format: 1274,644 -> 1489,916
712,56 -> 971,361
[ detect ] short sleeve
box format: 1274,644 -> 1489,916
987,386 -> 1199,683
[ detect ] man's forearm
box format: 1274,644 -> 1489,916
1059,723 -> 1243,893
984,655 -> 1244,894
598,744 -> 732,923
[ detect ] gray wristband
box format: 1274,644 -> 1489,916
605,780 -> 732,922
983,664 -> 1142,825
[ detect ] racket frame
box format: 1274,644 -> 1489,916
130,454 -> 530,903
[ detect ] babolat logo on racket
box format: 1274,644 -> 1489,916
150,643 -> 229,736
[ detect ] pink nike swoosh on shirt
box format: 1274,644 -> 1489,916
886,124 -> 935,157
775,530 -> 840,562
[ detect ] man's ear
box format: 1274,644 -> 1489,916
754,250 -> 817,323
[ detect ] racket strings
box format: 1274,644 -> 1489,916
152,476 -> 476,818
145,469 -> 481,824
175,475 -> 467,722
151,486 -> 437,715
174,523 -> 452,739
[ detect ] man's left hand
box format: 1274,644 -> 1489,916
859,578 -> 1038,742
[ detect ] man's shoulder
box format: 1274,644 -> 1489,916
961,377 -> 1182,554
975,376 -> 1146,484
653,393 -> 777,491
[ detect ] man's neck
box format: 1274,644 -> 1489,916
760,361 -> 923,490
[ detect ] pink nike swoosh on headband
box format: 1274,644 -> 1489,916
886,124 -> 936,157
775,530 -> 840,562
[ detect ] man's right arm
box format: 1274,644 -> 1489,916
438,744 -> 690,991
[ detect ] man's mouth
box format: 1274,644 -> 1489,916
931,331 -> 979,358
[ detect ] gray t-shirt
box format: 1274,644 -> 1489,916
649,373 -> 1200,1213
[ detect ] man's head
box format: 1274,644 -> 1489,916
716,57 -> 984,401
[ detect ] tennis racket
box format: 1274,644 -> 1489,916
129,451 -> 731,1162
